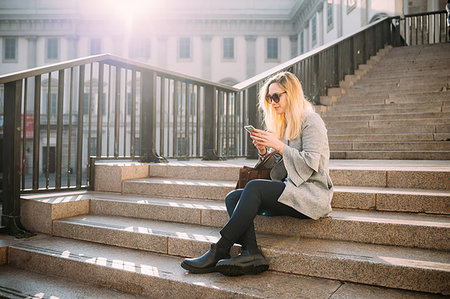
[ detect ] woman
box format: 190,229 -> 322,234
181,71 -> 333,276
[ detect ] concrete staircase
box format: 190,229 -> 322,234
0,159 -> 448,298
320,43 -> 450,160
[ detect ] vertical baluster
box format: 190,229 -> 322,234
131,70 -> 137,159
76,65 -> 85,188
234,92 -> 238,157
67,68 -> 74,187
114,66 -> 121,158
242,91 -> 247,155
97,63 -> 104,158
160,76 -> 165,157
139,72 -> 144,157
185,82 -> 189,157
107,65 -> 111,157
45,72 -> 51,189
21,78 -> 27,190
196,85 -> 201,157
55,70 -> 64,189
123,69 -> 128,156
216,90 -> 222,156
87,64 -> 93,177
190,84 -> 195,156
173,80 -> 178,157
33,76 -> 41,190
225,92 -> 230,157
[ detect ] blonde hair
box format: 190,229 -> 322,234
258,71 -> 312,140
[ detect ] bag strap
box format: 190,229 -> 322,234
254,150 -> 278,169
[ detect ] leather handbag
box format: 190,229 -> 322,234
235,151 -> 278,189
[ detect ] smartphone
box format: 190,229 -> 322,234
244,125 -> 255,134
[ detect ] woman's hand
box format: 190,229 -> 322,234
251,129 -> 285,155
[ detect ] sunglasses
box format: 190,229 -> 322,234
265,91 -> 286,104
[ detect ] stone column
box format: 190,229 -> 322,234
305,24 -> 310,52
26,36 -> 38,69
67,35 -> 79,60
157,36 -> 168,69
201,35 -> 212,80
337,0 -> 343,38
289,35 -> 298,58
361,0 -> 368,26
318,3 -> 324,46
245,35 -> 256,79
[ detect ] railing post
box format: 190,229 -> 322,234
140,70 -> 167,163
203,85 -> 223,160
246,85 -> 258,159
1,80 -> 34,238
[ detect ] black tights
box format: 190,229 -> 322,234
219,179 -> 309,250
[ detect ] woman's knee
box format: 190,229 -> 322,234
225,189 -> 241,210
243,179 -> 266,194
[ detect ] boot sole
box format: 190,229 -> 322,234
180,261 -> 217,274
216,261 -> 269,276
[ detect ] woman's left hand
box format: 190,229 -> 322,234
251,129 -> 285,155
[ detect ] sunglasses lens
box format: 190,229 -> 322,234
272,94 -> 280,103
266,93 -> 280,103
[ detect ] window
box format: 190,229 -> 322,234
312,15 -> 317,45
347,0 -> 356,14
266,38 -> 278,60
327,0 -> 334,30
90,39 -> 101,55
300,31 -> 304,54
130,39 -> 150,59
3,38 -> 17,62
223,38 -> 234,59
179,37 -> 191,59
47,38 -> 59,60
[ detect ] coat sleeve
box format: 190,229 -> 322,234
282,113 -> 327,187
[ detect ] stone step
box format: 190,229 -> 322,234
341,91 -> 449,101
87,192 -> 450,241
332,186 -> 450,214
322,112 -> 450,122
330,150 -> 450,160
47,217 -> 450,294
8,236 -> 446,298
355,77 -> 450,88
327,125 -> 448,135
329,141 -> 450,151
364,66 -> 450,77
340,92 -> 449,103
327,101 -> 447,112
328,133 -> 438,142
352,81 -> 449,91
324,118 -> 450,128
0,265 -> 141,299
322,105 -> 443,116
114,160 -> 450,190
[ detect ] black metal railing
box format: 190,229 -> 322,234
392,10 -> 448,46
0,11 -> 447,236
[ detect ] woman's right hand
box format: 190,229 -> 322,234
250,130 -> 267,155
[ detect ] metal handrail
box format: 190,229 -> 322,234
0,54 -> 238,92
234,17 -> 389,90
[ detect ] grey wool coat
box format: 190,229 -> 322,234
263,109 -> 333,220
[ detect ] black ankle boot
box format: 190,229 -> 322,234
216,247 -> 269,276
181,244 -> 230,274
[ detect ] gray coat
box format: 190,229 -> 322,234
263,109 -> 333,220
